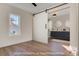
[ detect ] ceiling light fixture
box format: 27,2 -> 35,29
53,14 -> 56,16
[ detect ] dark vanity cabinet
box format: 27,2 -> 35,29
50,31 -> 70,41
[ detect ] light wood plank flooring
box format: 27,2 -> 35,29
0,40 -> 71,56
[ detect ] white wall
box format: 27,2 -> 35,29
70,4 -> 79,54
0,4 -> 33,48
48,14 -> 70,31
78,3 -> 79,56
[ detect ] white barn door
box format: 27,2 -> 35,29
33,12 -> 48,44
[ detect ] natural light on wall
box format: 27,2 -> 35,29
65,20 -> 70,28
9,14 -> 20,36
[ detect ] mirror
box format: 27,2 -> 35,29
55,21 -> 62,27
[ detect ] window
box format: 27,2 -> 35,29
9,14 -> 20,36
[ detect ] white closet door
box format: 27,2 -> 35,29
33,12 -> 48,44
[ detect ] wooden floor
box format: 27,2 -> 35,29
0,39 -> 72,56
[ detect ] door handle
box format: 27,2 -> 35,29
45,24 -> 47,29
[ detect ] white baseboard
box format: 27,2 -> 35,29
0,39 -> 32,48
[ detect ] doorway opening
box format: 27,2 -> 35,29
48,5 -> 71,54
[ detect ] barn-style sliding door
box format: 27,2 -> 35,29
33,12 -> 48,44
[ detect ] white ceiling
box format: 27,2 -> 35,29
7,3 -> 61,14
48,4 -> 70,18
48,8 -> 69,18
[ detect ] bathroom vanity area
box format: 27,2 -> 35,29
50,31 -> 70,41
